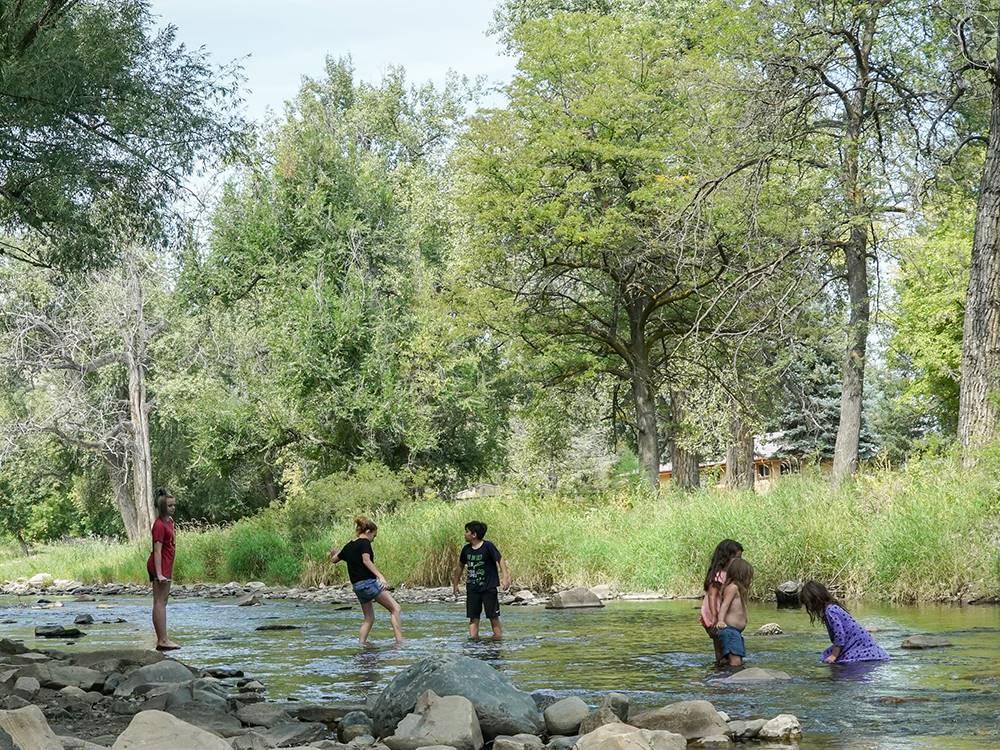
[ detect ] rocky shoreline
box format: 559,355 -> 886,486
0,637 -> 804,749
0,575 -> 694,608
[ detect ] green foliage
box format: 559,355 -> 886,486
285,462 -> 408,546
0,0 -> 242,269
3,450 -> 998,601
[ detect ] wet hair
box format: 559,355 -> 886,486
726,558 -> 754,604
155,488 -> 174,518
800,580 -> 842,624
703,539 -> 743,590
354,515 -> 378,535
465,521 -> 487,540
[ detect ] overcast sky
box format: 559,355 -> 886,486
149,1 -> 517,122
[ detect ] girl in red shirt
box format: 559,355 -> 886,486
147,488 -> 179,651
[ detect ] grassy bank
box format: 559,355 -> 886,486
2,451 -> 999,602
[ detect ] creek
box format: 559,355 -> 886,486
1,595 -> 997,749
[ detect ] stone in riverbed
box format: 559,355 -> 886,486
237,594 -> 261,607
726,719 -> 766,740
371,655 -> 542,740
0,640 -> 28,656
575,723 -> 685,750
544,588 -> 603,609
254,624 -> 300,631
754,623 -> 782,636
630,700 -> 728,740
384,691 -> 483,750
758,714 -> 801,741
12,677 -> 39,699
114,660 -> 196,697
236,701 -> 293,728
492,733 -> 543,750
27,573 -> 54,589
34,626 -> 85,639
255,720 -> 328,747
73,615 -> 94,626
16,663 -> 104,691
545,737 -> 577,750
0,705 -> 62,750
901,635 -> 953,649
111,709 -> 231,749
166,703 -> 244,737
775,580 -> 801,608
542,697 -> 588,736
720,667 -> 791,683
338,710 -> 374,742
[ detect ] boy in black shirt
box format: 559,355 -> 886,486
451,520 -> 510,639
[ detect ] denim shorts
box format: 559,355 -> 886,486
717,626 -> 746,657
352,578 -> 384,603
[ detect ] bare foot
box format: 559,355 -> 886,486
156,641 -> 181,651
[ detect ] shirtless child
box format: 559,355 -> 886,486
714,558 -> 754,667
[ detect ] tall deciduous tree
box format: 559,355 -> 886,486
457,12 -> 818,487
0,0 -> 241,269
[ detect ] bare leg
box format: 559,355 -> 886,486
488,616 -> 503,639
727,654 -> 743,667
375,590 -> 402,644
359,601 -> 375,645
469,618 -> 480,639
152,580 -> 178,648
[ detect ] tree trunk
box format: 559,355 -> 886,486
124,257 -> 155,534
959,54 -> 1000,463
107,460 -> 141,542
725,415 -> 754,490
669,391 -> 700,490
630,354 -> 661,488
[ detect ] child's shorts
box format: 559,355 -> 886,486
466,587 -> 500,620
717,626 -> 746,657
352,578 -> 384,603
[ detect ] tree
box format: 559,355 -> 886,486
0,0 -> 241,269
0,251 -> 165,540
167,60 -> 508,491
457,12 -> 819,487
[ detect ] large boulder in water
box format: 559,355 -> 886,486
545,588 -> 603,609
630,700 -> 728,740
371,655 -> 542,740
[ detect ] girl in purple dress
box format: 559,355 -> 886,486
801,581 -> 889,663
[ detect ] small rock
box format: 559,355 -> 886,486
237,594 -> 261,607
754,623 -> 782,636
339,710 -> 375,743
543,697 -> 588,736
13,676 -> 40,699
73,614 -> 94,626
758,714 -> 801,741
34,626 -> 85,639
493,734 -> 543,750
720,668 -> 791,683
27,573 -> 55,589
236,702 -> 292,728
694,735 -> 731,748
901,635 -> 953,649
630,700 -> 728,740
775,581 -> 801,608
254,624 -> 300,631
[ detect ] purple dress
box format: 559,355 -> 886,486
822,604 -> 890,663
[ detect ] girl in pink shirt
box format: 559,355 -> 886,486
700,539 -> 743,665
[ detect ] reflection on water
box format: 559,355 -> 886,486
1,595 -> 997,750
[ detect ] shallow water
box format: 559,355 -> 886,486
1,595 -> 997,749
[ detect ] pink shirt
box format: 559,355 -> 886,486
700,570 -> 727,628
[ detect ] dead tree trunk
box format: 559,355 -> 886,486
124,258 -> 155,535
669,391 -> 700,490
959,43 -> 1000,462
107,459 -> 141,541
630,332 -> 660,489
725,415 -> 755,490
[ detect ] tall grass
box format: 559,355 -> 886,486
2,452 -> 998,601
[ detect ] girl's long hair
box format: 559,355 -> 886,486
726,558 -> 754,603
703,539 -> 744,590
154,488 -> 174,519
800,580 -> 842,624
355,515 -> 378,535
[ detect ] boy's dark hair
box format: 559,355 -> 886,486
465,521 -> 487,540
800,580 -> 842,624
703,539 -> 743,590
155,487 -> 174,518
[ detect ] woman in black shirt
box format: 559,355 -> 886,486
330,515 -> 403,645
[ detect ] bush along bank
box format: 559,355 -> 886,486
0,638 -> 803,749
2,451 -> 999,602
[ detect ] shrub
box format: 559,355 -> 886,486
224,518 -> 296,582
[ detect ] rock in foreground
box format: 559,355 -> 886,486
575,722 -> 686,750
720,667 -> 791,683
111,709 -> 231,749
901,635 -> 953,649
371,655 -> 543,740
384,690 -> 483,750
630,700 -> 728,740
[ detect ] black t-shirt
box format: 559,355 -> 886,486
460,540 -> 502,592
339,538 -> 376,584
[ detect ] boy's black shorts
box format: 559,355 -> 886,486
466,587 -> 500,620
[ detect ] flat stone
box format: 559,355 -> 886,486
0,705 -> 62,750
575,723 -> 685,750
111,709 -> 231,749
720,668 -> 791,683
901,635 -> 953,649
17,664 -> 104,691
257,721 -> 328,747
114,660 -> 195,697
236,702 -> 293,728
543,697 -> 588,736
492,733 -> 543,750
34,626 -> 86,639
73,615 -> 94,626
254,624 -> 300,631
166,703 -> 244,737
630,700 -> 728,740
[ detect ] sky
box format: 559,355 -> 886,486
148,1 -> 518,123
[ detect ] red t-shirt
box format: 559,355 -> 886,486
146,517 -> 176,579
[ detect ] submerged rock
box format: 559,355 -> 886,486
720,667 -> 791,683
34,626 -> 85,639
901,635 -> 953,649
